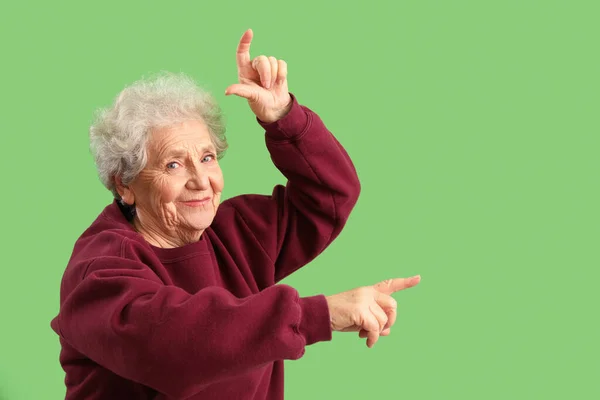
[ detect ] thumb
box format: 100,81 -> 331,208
225,84 -> 259,102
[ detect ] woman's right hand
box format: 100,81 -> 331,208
325,276 -> 421,348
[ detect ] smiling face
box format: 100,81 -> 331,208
118,119 -> 224,247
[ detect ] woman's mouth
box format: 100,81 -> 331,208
180,197 -> 211,207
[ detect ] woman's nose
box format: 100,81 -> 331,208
186,170 -> 210,190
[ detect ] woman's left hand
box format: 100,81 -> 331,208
225,29 -> 292,124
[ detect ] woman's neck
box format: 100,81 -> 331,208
132,216 -> 203,248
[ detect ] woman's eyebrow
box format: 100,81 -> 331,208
201,144 -> 217,153
158,145 -> 216,161
158,149 -> 187,161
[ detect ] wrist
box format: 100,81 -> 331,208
261,95 -> 293,124
259,93 -> 308,141
298,294 -> 333,345
274,96 -> 293,121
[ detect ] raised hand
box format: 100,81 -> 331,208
325,276 -> 421,348
225,29 -> 292,123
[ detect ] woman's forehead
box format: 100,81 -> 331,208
149,121 -> 215,157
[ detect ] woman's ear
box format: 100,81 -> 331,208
115,176 -> 135,205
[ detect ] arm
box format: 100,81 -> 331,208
52,249 -> 331,399
227,95 -> 360,282
224,30 -> 361,282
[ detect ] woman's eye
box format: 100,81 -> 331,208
202,155 -> 215,163
166,162 -> 179,169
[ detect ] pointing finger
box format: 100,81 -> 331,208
235,29 -> 253,68
373,275 -> 421,295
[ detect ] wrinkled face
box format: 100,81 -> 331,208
124,120 -> 224,241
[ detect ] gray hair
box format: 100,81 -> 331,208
89,71 -> 228,199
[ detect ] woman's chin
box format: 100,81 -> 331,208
183,213 -> 216,231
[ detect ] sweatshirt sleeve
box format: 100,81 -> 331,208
52,249 -> 332,399
226,94 -> 361,283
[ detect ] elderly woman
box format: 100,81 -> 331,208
51,29 -> 420,400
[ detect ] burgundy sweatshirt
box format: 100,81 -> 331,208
50,95 -> 361,400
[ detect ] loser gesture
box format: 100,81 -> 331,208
225,29 -> 292,123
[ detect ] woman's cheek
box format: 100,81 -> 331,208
159,175 -> 185,204
210,166 -> 225,193
212,193 -> 222,212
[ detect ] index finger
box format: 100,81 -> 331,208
235,29 -> 253,68
373,275 -> 421,295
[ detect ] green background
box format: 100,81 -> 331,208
1,0 -> 598,398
